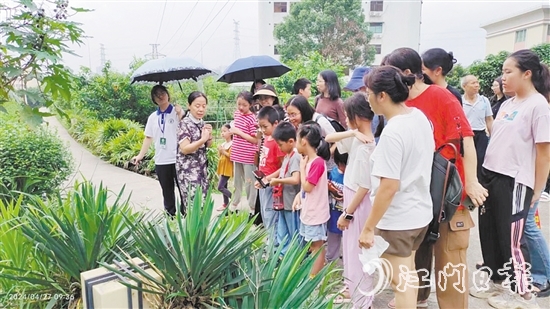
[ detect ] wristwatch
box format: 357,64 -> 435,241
343,210 -> 354,221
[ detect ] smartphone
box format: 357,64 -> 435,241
463,196 -> 476,211
253,170 -> 268,188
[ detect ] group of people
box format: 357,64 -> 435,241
132,46 -> 550,309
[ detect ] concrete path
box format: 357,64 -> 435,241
45,115 -> 550,308
44,116 -> 232,216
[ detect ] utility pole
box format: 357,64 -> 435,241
96,43 -> 106,74
233,20 -> 241,61
100,43 -> 106,67
146,43 -> 165,60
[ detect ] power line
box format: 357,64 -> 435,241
160,0 -> 200,53
179,0 -> 231,57
155,0 -> 168,44
145,44 -> 165,60
193,1 -> 237,59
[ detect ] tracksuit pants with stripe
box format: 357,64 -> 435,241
479,167 -> 533,294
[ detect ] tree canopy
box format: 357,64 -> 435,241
274,0 -> 374,67
0,0 -> 87,119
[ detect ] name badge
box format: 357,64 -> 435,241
160,137 -> 166,149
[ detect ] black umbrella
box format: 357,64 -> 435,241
130,57 -> 212,85
217,55 -> 291,83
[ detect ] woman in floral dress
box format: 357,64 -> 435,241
176,91 -> 212,213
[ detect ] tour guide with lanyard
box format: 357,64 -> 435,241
157,104 -> 173,149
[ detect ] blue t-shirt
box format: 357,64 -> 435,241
328,166 -> 344,210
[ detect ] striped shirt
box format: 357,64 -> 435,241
230,111 -> 258,164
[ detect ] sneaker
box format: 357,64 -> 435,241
533,281 -> 550,298
216,204 -> 227,211
488,292 -> 540,309
469,281 -> 507,299
540,192 -> 550,202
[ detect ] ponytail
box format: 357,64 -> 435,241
316,139 -> 331,161
298,121 -> 331,161
536,63 -> 550,102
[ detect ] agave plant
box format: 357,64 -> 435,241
104,190 -> 266,308
105,190 -> 341,308
221,236 -> 341,309
0,181 -> 145,308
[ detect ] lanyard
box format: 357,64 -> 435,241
157,104 -> 173,136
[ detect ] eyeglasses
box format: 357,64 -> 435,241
257,95 -> 272,101
287,112 -> 300,118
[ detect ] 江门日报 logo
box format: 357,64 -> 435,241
355,258 -> 533,296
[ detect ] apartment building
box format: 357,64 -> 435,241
481,5 -> 550,56
257,0 -> 423,65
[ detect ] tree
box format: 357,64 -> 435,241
0,0 -> 87,119
446,63 -> 467,93
274,0 -> 374,67
532,43 -> 550,65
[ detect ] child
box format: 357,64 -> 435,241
270,122 -> 301,255
216,124 -> 233,211
325,92 -> 376,308
292,121 -> 331,276
255,106 -> 285,236
326,148 -> 348,264
229,91 -> 258,213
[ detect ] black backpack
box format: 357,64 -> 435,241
314,114 -> 346,134
425,143 -> 463,244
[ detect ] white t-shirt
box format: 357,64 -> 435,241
483,93 -> 550,189
144,105 -> 179,165
462,94 -> 492,131
370,108 -> 434,230
336,135 -> 375,191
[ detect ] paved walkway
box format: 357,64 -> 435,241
46,115 -> 550,308
45,116 -> 230,216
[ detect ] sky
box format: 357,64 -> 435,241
57,0 -> 548,74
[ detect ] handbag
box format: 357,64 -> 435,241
425,143 -> 463,244
273,152 -> 294,211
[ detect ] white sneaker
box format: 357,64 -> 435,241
488,292 -> 540,309
469,281 -> 507,299
540,192 -> 550,203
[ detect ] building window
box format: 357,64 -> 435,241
369,22 -> 383,34
515,29 -> 526,43
274,45 -> 279,55
547,24 -> 550,36
274,2 -> 287,13
370,1 -> 383,11
373,44 -> 382,54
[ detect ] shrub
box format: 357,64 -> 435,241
0,120 -> 73,198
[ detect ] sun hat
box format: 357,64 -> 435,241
344,67 -> 371,91
253,84 -> 278,98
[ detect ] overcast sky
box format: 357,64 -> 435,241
61,0 -> 547,74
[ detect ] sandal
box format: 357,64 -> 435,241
331,288 -> 351,304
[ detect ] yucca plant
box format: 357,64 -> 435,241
222,236 -> 341,309
103,190 -> 267,308
0,181 -> 145,308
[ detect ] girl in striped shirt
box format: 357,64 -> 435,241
230,91 -> 259,212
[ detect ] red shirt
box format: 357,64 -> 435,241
259,137 -> 285,175
406,85 -> 474,208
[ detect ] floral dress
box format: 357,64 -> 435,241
176,116 -> 208,208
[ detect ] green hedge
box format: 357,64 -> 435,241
0,110 -> 73,198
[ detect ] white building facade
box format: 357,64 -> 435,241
258,0 -> 423,65
481,5 -> 550,56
